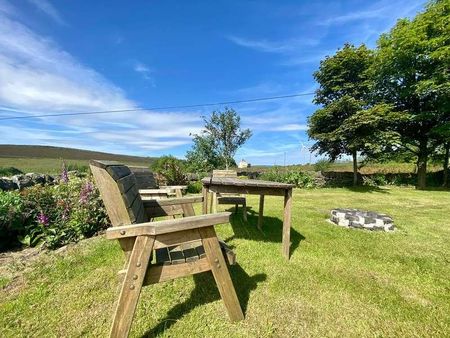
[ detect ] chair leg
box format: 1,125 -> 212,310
213,192 -> 218,213
242,201 -> 247,222
199,226 -> 244,322
210,192 -> 217,213
110,235 -> 155,338
234,203 -> 238,214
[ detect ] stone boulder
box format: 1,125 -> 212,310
26,173 -> 46,185
11,174 -> 34,189
0,178 -> 18,191
7,173 -> 55,190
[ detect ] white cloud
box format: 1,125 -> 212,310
134,62 -> 154,83
228,36 -> 292,53
227,34 -> 330,66
317,0 -> 427,44
0,15 -> 133,112
0,4 -> 201,156
273,123 -> 308,131
320,0 -> 425,27
320,8 -> 384,26
227,35 -> 319,54
27,0 -> 66,25
227,0 -> 427,68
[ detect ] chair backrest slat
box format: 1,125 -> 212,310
117,174 -> 137,194
90,160 -> 147,227
212,170 -> 241,197
129,166 -> 159,189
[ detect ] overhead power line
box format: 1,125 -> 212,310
0,92 -> 315,121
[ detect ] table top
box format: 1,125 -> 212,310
201,177 -> 294,189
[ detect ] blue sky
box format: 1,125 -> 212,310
0,0 -> 427,164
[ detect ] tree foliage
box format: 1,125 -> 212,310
309,0 -> 449,189
185,134 -> 226,173
186,108 -> 252,171
370,0 -> 450,189
308,44 -> 376,185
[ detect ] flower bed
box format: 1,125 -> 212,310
0,171 -> 108,251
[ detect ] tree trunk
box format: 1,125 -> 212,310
443,142 -> 449,188
416,140 -> 428,190
352,150 -> 358,186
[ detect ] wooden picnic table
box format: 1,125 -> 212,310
201,177 -> 294,260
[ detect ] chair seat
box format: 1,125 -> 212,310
155,240 -> 235,265
217,196 -> 246,204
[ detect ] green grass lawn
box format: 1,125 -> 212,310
1,187 -> 449,337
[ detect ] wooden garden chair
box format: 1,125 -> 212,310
128,166 -> 187,199
129,166 -> 191,218
211,170 -> 247,221
90,160 -> 244,337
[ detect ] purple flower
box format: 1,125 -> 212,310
37,212 -> 49,226
62,204 -> 70,221
79,181 -> 94,204
61,161 -> 69,183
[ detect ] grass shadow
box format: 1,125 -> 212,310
343,186 -> 391,194
416,186 -> 450,192
223,207 -> 305,257
141,264 -> 266,337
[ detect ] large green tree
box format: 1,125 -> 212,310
308,44 -> 375,185
185,134 -> 226,173
371,0 -> 450,189
186,108 -> 252,171
430,122 -> 450,187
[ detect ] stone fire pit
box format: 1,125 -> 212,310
330,209 -> 394,232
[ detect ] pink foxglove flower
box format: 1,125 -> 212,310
79,181 -> 94,204
37,212 -> 49,226
61,161 -> 69,183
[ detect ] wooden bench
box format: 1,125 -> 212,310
90,160 -> 243,337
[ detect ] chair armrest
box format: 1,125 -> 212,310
160,185 -> 188,190
106,212 -> 231,239
142,195 -> 203,205
139,188 -> 171,195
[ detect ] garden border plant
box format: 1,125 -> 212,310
0,165 -> 109,252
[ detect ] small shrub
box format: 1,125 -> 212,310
66,163 -> 89,173
314,159 -> 331,172
261,167 -> 317,188
0,191 -> 27,250
0,167 -> 23,176
152,155 -> 186,185
372,174 -> 388,186
362,176 -> 378,187
186,181 -> 202,194
260,166 -> 284,182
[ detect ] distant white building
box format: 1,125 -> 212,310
238,159 -> 251,168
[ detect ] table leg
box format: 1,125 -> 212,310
202,186 -> 209,214
282,188 -> 292,260
258,195 -> 264,230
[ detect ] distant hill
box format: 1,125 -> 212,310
0,145 -> 156,173
0,145 -> 156,162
